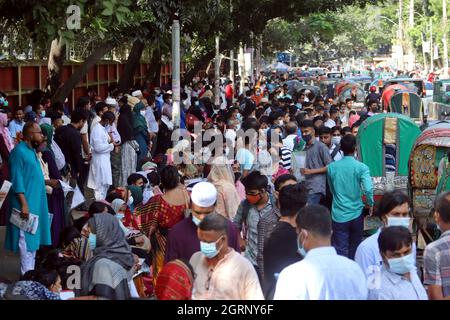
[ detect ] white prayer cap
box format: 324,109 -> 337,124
105,97 -> 118,106
127,96 -> 140,109
191,182 -> 217,208
132,90 -> 143,97
166,90 -> 173,95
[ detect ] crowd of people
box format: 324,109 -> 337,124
0,73 -> 449,301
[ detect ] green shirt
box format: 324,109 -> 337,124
327,156 -> 374,223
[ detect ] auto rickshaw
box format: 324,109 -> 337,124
388,91 -> 424,122
357,113 -> 422,235
381,84 -> 408,109
427,79 -> 450,120
338,83 -> 366,109
409,121 -> 450,244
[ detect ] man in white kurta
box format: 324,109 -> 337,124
87,111 -> 118,200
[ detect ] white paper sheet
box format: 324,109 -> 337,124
70,185 -> 85,209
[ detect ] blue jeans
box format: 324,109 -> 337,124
307,193 -> 322,205
332,213 -> 364,259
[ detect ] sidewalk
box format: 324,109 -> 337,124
0,226 -> 20,282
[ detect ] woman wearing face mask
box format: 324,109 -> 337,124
355,190 -> 416,278
368,226 -> 427,300
35,268 -> 63,297
77,213 -> 135,300
132,102 -> 150,170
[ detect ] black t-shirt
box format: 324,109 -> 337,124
263,221 -> 302,300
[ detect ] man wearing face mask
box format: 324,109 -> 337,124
190,213 -> 264,300
355,190 -> 416,279
424,191 -> 450,300
165,182 -> 240,263
161,92 -> 173,120
274,205 -> 367,300
319,126 -> 343,162
5,122 -> 51,276
368,226 -> 427,300
299,120 -> 332,205
233,171 -> 275,279
87,111 -> 120,200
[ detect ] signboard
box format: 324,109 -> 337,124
422,41 -> 430,53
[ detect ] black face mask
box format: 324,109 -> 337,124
302,134 -> 312,143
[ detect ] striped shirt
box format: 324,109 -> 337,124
280,146 -> 292,170
424,230 -> 450,297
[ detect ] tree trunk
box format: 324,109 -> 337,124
52,42 -> 115,104
144,46 -> 161,86
183,49 -> 216,84
117,39 -> 145,93
46,38 -> 66,97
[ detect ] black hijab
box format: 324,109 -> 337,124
117,104 -> 134,143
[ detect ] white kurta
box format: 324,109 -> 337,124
87,124 -> 114,190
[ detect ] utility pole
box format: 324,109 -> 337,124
443,0 -> 449,78
214,36 -> 221,108
171,18 -> 181,129
421,32 -> 428,72
408,0 -> 415,70
430,18 -> 434,72
398,0 -> 405,71
230,50 -> 234,83
239,45 -> 245,94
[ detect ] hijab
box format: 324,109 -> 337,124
111,199 -> 126,215
0,113 -> 13,152
79,214 -> 134,296
132,102 -> 148,134
128,185 -> 143,206
117,104 -> 134,143
40,123 -> 53,153
155,259 -> 193,300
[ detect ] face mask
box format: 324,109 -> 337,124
387,217 -> 411,229
246,193 -> 262,205
40,110 -> 46,118
116,213 -> 125,220
387,253 -> 415,275
88,233 -> 97,250
278,120 -> 284,126
140,110 -> 146,116
236,113 -> 242,121
331,136 -> 341,145
127,196 -> 134,207
200,236 -> 223,259
302,134 -> 312,144
192,215 -> 201,226
105,124 -> 111,130
297,235 -> 307,257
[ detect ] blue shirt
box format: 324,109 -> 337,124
5,142 -> 51,252
327,156 -> 374,223
368,267 -> 428,300
8,120 -> 24,142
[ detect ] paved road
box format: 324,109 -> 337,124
0,226 -> 20,282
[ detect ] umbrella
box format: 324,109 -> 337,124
265,62 -> 290,72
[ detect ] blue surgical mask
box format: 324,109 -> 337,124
387,253 -> 415,275
116,213 -> 125,220
387,217 -> 410,229
200,236 -> 223,259
297,236 -> 307,257
40,110 -> 46,118
88,233 -> 97,250
192,215 -> 201,226
236,113 -> 242,121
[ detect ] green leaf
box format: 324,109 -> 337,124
116,6 -> 130,14
102,8 -> 114,16
103,0 -> 114,11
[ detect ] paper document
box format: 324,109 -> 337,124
70,185 -> 85,209
10,208 -> 39,235
0,180 -> 12,209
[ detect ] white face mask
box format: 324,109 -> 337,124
387,217 -> 411,229
331,136 -> 341,145
140,110 -> 146,116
